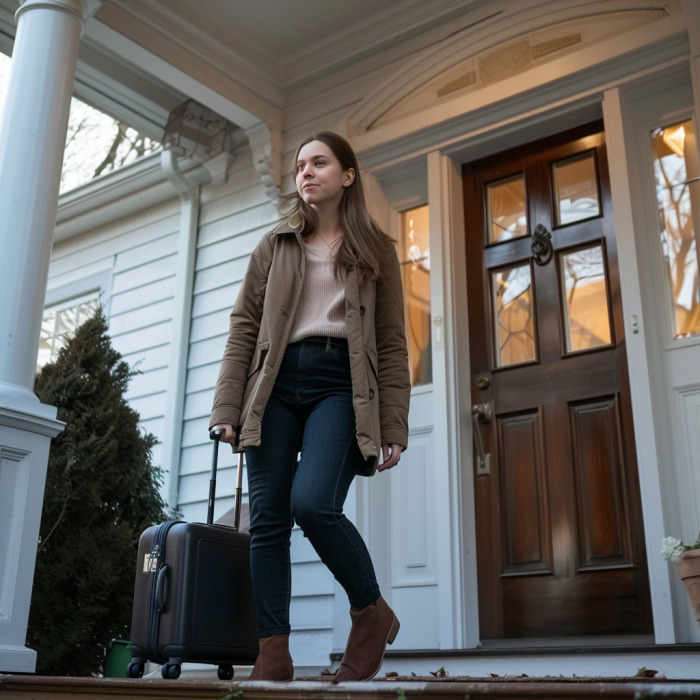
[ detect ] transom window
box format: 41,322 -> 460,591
37,293 -> 100,370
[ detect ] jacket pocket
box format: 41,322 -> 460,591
364,346 -> 379,384
248,341 -> 270,378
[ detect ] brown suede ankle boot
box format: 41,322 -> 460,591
333,596 -> 399,683
248,634 -> 294,681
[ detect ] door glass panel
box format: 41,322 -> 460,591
560,245 -> 612,353
487,174 -> 528,243
400,205 -> 432,386
493,264 -> 536,367
651,118 -> 700,339
553,152 -> 600,226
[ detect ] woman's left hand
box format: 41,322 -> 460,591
379,443 -> 402,471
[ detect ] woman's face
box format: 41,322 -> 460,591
296,140 -> 355,208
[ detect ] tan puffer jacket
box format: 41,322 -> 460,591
209,222 -> 411,476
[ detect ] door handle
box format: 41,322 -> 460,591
472,402 -> 492,476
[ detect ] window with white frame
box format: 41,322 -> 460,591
400,205 -> 432,386
651,117 -> 700,340
37,293 -> 100,370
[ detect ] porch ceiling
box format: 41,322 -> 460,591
93,0 -> 491,91
146,0 -> 412,60
4,0 -> 494,137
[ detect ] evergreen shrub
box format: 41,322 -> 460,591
28,308 -> 170,676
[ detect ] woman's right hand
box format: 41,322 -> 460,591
214,424 -> 236,444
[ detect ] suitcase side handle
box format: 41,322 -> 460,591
155,564 -> 169,613
208,429 -> 244,531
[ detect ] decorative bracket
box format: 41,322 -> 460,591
531,223 -> 553,266
244,121 -> 282,205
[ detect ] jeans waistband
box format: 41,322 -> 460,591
292,335 -> 348,349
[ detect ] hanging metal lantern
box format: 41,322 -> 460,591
162,99 -> 234,161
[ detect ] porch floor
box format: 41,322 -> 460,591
2,675 -> 700,700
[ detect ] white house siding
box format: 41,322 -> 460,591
48,198 -> 182,471
178,147 -> 278,520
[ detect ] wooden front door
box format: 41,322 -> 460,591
463,122 -> 653,640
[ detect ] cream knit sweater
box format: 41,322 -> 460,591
288,242 -> 347,343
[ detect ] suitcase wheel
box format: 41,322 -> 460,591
126,661 -> 144,679
161,663 -> 181,680
218,664 -> 234,680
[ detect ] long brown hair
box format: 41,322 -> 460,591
282,131 -> 394,282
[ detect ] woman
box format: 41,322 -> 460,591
210,131 -> 411,682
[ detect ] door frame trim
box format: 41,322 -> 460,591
425,93 -> 680,648
601,87 -> 676,644
427,150 -> 479,648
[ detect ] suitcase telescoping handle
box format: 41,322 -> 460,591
208,429 -> 244,530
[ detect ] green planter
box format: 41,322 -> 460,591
104,639 -> 131,678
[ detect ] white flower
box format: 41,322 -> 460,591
661,536 -> 682,561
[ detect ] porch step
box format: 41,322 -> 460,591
1,676 -> 700,700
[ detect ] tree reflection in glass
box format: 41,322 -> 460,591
652,119 -> 700,339
560,245 -> 611,352
487,174 -> 528,243
493,264 -> 535,367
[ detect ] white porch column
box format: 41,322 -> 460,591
0,0 -> 101,673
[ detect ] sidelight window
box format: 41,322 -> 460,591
400,205 -> 432,386
651,118 -> 700,340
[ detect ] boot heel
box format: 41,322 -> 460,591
387,615 -> 400,645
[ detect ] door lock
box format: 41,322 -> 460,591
476,376 -> 491,390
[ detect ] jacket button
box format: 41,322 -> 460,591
360,306 -> 365,315
369,389 -> 374,399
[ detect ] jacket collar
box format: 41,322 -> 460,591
271,222 -> 298,236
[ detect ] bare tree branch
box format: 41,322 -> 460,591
93,122 -> 129,178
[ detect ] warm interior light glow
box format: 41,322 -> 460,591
662,124 -> 686,158
401,205 -> 432,386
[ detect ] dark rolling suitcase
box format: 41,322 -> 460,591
127,430 -> 258,680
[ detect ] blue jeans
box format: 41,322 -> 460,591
245,336 -> 381,637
